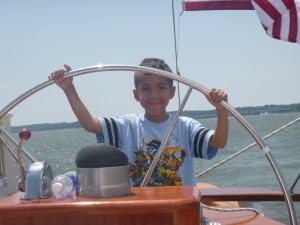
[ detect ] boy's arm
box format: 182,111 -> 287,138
209,109 -> 228,149
206,88 -> 228,149
49,64 -> 102,134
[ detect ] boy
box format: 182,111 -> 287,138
49,58 -> 228,187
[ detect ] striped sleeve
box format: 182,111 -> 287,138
191,128 -> 217,159
97,117 -> 120,148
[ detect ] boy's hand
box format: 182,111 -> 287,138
48,64 -> 73,90
206,88 -> 228,111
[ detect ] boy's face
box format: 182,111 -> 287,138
133,72 -> 175,123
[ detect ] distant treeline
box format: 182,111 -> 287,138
172,103 -> 300,120
12,103 -> 300,133
12,122 -> 82,133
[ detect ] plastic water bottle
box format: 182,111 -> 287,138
51,171 -> 77,199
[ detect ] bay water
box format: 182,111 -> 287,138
19,112 -> 300,221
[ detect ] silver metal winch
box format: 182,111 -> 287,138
75,144 -> 131,198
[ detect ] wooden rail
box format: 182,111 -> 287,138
0,186 -> 292,225
200,187 -> 300,202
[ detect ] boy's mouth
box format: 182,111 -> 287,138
147,102 -> 162,105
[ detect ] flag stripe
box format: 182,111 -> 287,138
288,0 -> 298,42
183,0 -> 254,11
252,0 -> 281,21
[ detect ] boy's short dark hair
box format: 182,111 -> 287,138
134,58 -> 173,88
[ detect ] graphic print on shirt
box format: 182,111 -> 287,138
129,138 -> 186,186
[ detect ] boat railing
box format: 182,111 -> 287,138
0,125 -> 38,164
290,172 -> 300,193
196,116 -> 300,180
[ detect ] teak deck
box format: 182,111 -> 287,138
0,186 -> 290,225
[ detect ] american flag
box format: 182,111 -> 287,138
251,0 -> 300,43
182,0 -> 300,43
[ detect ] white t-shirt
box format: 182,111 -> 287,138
96,113 -> 217,187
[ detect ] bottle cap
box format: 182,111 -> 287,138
52,182 -> 64,194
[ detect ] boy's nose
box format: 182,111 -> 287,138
148,89 -> 158,97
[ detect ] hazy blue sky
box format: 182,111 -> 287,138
0,0 -> 299,126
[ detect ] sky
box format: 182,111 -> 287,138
0,0 -> 299,126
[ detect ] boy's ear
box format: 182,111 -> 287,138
133,89 -> 140,102
169,86 -> 176,99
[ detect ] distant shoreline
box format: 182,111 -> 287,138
11,103 -> 300,133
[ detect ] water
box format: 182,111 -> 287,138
16,112 -> 300,221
